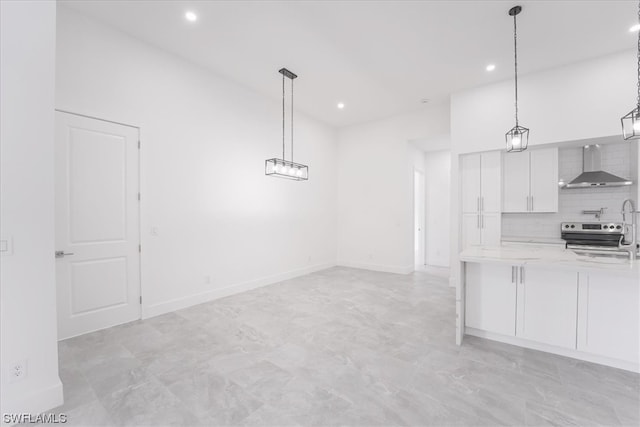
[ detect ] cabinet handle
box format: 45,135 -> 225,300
477,197 -> 480,212
511,266 -> 515,283
520,266 -> 525,284
531,196 -> 534,212
477,214 -> 480,229
481,197 -> 484,212
481,214 -> 484,229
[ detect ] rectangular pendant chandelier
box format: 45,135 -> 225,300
266,68 -> 309,181
621,107 -> 640,140
265,158 -> 309,180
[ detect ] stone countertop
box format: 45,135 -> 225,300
460,244 -> 640,276
501,236 -> 565,246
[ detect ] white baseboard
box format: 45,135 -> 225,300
336,261 -> 413,275
142,262 -> 335,319
465,327 -> 639,373
1,379 -> 63,425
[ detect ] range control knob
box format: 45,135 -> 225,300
564,224 -> 570,228
616,225 -> 622,230
570,224 -> 575,229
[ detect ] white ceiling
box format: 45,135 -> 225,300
60,0 -> 637,128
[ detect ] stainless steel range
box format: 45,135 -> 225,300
561,222 -> 624,252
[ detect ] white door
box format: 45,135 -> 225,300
414,170 -> 425,267
529,148 -> 559,213
479,151 -> 501,213
502,151 -> 530,212
55,112 -> 140,339
465,263 -> 516,336
460,154 -> 480,213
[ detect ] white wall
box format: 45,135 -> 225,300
56,8 -> 338,319
0,0 -> 63,418
450,50 -> 637,286
424,150 -> 451,267
336,105 -> 448,273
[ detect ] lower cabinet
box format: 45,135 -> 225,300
465,263 -> 516,336
516,267 -> 578,349
577,272 -> 639,363
465,262 -> 639,367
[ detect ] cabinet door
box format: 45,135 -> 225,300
462,213 -> 481,248
461,154 -> 481,213
502,151 -> 530,212
516,267 -> 578,349
480,151 -> 501,213
530,148 -> 558,213
577,272 -> 639,363
465,263 -> 516,336
480,213 -> 501,247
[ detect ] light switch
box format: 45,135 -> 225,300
0,236 -> 13,255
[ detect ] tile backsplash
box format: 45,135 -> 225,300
502,141 -> 638,240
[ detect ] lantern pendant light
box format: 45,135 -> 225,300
505,6 -> 529,153
265,68 -> 309,180
621,1 -> 640,140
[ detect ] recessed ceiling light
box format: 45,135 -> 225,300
337,103 -> 345,109
630,24 -> 640,32
421,98 -> 430,104
185,11 -> 198,22
486,64 -> 496,72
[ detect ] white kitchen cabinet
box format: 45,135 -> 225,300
462,213 -> 481,248
502,151 -> 529,212
465,263 -> 516,336
461,151 -> 501,248
481,213 -> 501,247
462,151 -> 501,213
503,147 -> 558,213
462,212 -> 500,247
516,267 -> 578,349
529,149 -> 559,212
577,272 -> 639,363
461,154 -> 481,213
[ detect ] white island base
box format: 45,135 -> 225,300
457,245 -> 640,373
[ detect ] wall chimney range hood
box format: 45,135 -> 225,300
564,145 -> 633,188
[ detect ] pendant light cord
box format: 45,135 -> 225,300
291,77 -> 294,162
637,0 -> 640,109
282,72 -> 285,161
513,11 -> 519,127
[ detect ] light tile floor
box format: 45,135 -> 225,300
55,267 -> 639,426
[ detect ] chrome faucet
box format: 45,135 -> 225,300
619,199 -> 638,260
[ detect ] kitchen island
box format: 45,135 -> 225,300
457,244 -> 639,372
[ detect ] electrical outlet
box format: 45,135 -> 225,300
204,275 -> 212,284
9,360 -> 27,383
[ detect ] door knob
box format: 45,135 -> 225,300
55,250 -> 74,258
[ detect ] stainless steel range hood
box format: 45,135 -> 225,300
564,145 -> 633,188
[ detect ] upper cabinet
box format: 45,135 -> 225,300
503,147 -> 558,213
461,151 -> 501,213
461,151 -> 501,247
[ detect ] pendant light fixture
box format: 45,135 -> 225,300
505,5 -> 529,153
621,1 -> 640,140
265,68 -> 309,180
